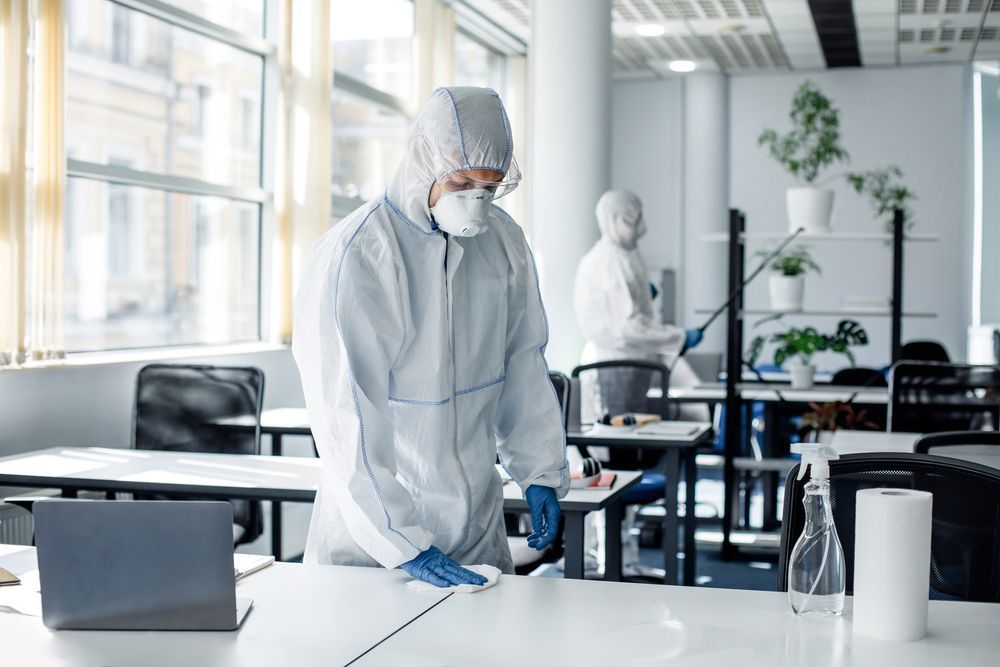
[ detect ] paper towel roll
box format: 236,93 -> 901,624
853,488 -> 933,642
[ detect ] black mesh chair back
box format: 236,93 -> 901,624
830,367 -> 887,388
571,360 -> 671,469
778,453 -> 1000,603
829,367 -> 888,430
548,371 -> 570,430
900,340 -> 951,363
133,364 -> 265,546
914,431 -> 1000,470
889,362 -> 1000,433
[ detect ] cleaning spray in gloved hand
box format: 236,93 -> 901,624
787,443 -> 845,616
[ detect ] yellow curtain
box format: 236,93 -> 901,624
0,0 -> 29,366
27,0 -> 65,361
272,0 -> 332,343
414,0 -> 455,109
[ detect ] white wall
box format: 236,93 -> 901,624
730,64 -> 971,368
0,348 -> 305,458
611,78 -> 681,273
608,64 -> 972,370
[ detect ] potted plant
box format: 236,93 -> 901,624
748,319 -> 869,389
799,401 -> 880,444
759,245 -> 820,313
846,166 -> 917,236
758,81 -> 849,233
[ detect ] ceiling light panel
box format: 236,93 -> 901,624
761,0 -> 825,69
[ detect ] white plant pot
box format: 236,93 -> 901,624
790,364 -> 816,390
786,187 -> 834,233
769,274 -> 805,312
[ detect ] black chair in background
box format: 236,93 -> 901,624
548,370 -> 571,430
914,431 -> 1000,470
505,370 -> 572,574
830,367 -> 887,388
900,340 -> 951,363
778,453 -> 1000,603
888,362 -> 1000,433
829,367 -> 888,431
133,364 -> 265,546
572,360 -> 674,580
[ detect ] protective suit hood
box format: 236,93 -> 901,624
595,189 -> 645,249
386,86 -> 514,232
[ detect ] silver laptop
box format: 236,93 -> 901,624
33,500 -> 253,630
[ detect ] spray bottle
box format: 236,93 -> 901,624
787,443 -> 846,616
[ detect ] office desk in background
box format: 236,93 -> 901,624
566,421 -> 713,586
0,448 -> 639,581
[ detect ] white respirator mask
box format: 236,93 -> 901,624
430,188 -> 494,237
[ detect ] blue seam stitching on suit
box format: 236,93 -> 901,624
382,194 -> 441,236
439,87 -> 470,169
525,244 -> 569,488
333,205 -> 421,553
388,395 -> 451,406
455,375 -> 506,396
494,91 -> 511,167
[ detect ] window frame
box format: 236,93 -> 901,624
64,0 -> 276,354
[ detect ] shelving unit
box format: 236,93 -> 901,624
711,208 -> 936,559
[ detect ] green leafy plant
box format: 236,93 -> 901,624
758,81 -> 849,184
748,319 -> 869,368
758,245 -> 821,277
846,165 -> 917,234
799,401 -> 880,435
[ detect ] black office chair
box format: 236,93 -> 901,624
572,360 -> 674,580
548,370 -> 571,430
888,361 -> 1000,433
900,340 -> 951,363
133,364 -> 265,546
828,366 -> 888,430
505,371 -> 572,574
830,367 -> 887,388
572,359 -> 672,468
778,453 -> 1000,603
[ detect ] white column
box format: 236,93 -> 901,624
528,0 -> 611,373
682,74 -> 729,353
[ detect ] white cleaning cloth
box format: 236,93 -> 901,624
407,564 -> 501,594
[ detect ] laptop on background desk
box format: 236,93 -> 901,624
33,500 -> 253,631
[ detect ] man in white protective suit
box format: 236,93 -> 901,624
574,189 -> 704,424
293,87 -> 568,588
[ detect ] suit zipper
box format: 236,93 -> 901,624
444,237 -> 474,533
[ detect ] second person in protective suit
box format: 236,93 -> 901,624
574,189 -> 704,423
292,87 -> 568,588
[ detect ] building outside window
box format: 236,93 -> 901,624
63,0 -> 269,351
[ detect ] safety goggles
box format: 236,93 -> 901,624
437,157 -> 522,199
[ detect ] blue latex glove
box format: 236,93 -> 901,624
400,546 -> 487,588
525,485 -> 560,551
684,328 -> 703,351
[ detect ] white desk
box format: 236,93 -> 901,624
567,422 -> 712,587
0,545 -> 448,667
662,384 -> 888,405
0,448 -> 637,580
831,430 -> 1000,470
357,574 -> 1000,667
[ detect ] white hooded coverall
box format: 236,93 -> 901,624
293,87 -> 568,574
574,190 -> 700,422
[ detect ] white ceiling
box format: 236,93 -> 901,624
458,0 -> 1000,75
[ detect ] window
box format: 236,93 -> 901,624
331,0 -> 413,101
110,3 -> 130,64
330,0 -> 414,215
974,64 -> 1000,327
331,89 -> 409,201
454,30 -> 505,90
63,0 -> 271,352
